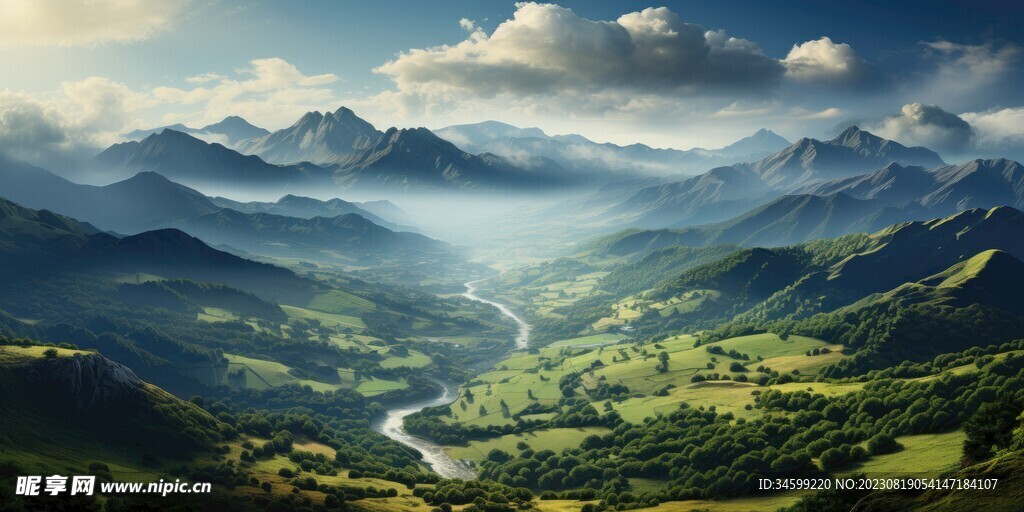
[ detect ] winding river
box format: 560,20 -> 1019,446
464,278 -> 530,350
372,278 -> 530,479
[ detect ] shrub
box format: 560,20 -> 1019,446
867,433 -> 900,455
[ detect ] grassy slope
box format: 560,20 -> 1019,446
224,353 -> 406,396
444,427 -> 612,463
840,430 -> 966,477
445,333 -> 839,428
860,448 -> 1024,511
0,346 -> 215,480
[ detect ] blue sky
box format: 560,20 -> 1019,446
1,0 -> 1023,160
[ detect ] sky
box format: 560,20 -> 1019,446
1,0 -> 1023,167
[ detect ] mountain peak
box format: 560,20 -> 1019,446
295,111 -> 324,126
716,128 -> 791,159
333,106 -> 357,118
123,171 -> 174,184
201,116 -> 268,139
138,128 -> 206,148
238,107 -> 382,165
751,128 -> 780,139
828,125 -> 876,147
915,249 -> 1024,309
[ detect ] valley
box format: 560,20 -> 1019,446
6,121 -> 1024,509
4,91 -> 1024,512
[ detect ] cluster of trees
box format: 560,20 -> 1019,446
415,479 -> 533,508
476,344 -> 1024,503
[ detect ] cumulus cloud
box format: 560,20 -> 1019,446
0,77 -> 145,153
0,87 -> 130,172
866,103 -> 1024,161
871,103 -> 975,153
0,0 -> 190,47
152,57 -> 342,127
0,57 -> 344,172
0,92 -> 66,156
783,37 -> 864,82
62,77 -> 153,137
375,3 -> 784,98
961,107 -> 1024,158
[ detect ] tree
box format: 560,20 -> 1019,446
819,448 -> 848,471
43,348 -> 58,358
487,449 -> 512,463
324,493 -> 341,508
656,351 -> 670,373
963,396 -> 1023,464
866,433 -> 901,455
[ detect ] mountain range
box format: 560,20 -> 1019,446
178,208 -> 448,266
554,127 -> 957,233
0,154 -> 407,232
236,106 -> 381,164
0,196 -> 314,302
125,115 -> 270,147
96,129 -> 333,187
434,121 -> 792,175
628,204 -> 1024,325
103,110 -> 571,192
748,126 -> 944,189
585,157 -> 1024,252
0,154 -> 221,232
209,194 -> 415,232
0,154 -> 451,274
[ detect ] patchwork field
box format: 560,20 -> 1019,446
549,333 -> 628,348
592,290 -> 721,330
444,427 -> 612,463
223,353 -> 406,396
443,332 -> 843,430
281,304 -> 366,329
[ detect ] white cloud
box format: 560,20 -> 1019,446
0,57 -> 344,170
961,106 -> 1024,158
0,91 -> 66,154
152,57 -> 342,127
0,0 -> 190,47
374,3 -> 783,98
870,103 -> 974,153
61,77 -> 152,137
0,84 -> 139,171
357,2 -> 871,148
459,18 -> 476,32
0,77 -> 146,152
783,37 -> 864,82
962,107 -> 1024,141
924,40 -> 1020,81
917,40 -> 1021,107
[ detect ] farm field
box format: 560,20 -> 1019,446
223,353 -> 406,396
443,332 -> 842,430
841,430 -> 967,477
444,427 -> 612,463
281,304 -> 366,329
550,333 -> 628,348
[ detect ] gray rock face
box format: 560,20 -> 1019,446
17,353 -> 143,413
